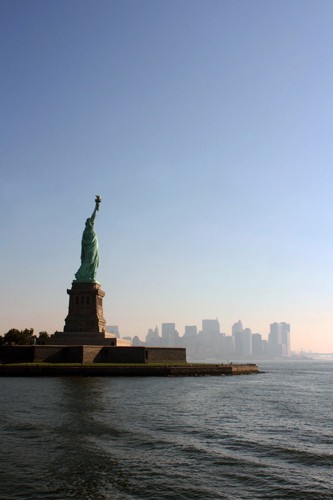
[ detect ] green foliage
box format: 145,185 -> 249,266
3,328 -> 35,345
36,331 -> 49,345
38,331 -> 49,338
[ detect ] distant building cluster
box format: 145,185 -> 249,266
108,320 -> 290,361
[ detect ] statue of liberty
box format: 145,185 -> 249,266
74,195 -> 101,283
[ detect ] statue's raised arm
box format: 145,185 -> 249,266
74,195 -> 102,283
90,195 -> 101,223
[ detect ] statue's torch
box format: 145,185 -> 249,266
95,195 -> 102,210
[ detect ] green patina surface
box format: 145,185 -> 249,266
74,196 -> 101,283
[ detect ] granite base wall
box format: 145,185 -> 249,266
0,346 -> 35,363
0,345 -> 187,364
145,347 -> 187,363
94,347 -> 146,363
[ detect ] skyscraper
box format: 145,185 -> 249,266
252,333 -> 264,356
184,325 -> 198,338
146,326 -> 160,346
269,322 -> 290,357
161,323 -> 179,347
233,326 -> 252,357
232,320 -> 243,335
242,328 -> 252,356
281,323 -> 291,357
202,319 -> 220,336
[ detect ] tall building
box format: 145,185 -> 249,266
242,328 -> 252,356
232,320 -> 243,335
146,326 -> 160,346
281,323 -> 291,357
252,333 -> 264,356
184,325 -> 198,338
233,327 -> 252,357
269,322 -> 290,357
182,325 -> 198,360
161,323 -> 179,347
232,320 -> 244,357
198,319 -> 223,359
202,319 -> 220,336
106,325 -> 120,338
268,323 -> 280,356
221,335 -> 235,358
132,335 -> 144,346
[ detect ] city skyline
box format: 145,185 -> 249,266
112,319 -> 292,359
2,1 -> 333,353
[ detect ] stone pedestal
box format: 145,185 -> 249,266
47,282 -> 115,346
64,282 -> 106,333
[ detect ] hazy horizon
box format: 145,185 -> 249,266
2,0 -> 333,352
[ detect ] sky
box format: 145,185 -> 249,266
1,0 -> 333,352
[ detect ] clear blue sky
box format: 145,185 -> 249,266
1,0 -> 333,352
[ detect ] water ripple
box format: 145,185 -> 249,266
0,362 -> 332,499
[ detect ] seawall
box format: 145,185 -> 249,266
0,363 -> 260,377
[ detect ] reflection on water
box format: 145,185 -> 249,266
0,363 -> 333,499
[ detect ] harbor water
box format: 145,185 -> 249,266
0,360 -> 332,499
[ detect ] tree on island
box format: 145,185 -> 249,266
37,331 -> 49,345
3,328 -> 35,345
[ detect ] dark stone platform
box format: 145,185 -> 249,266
0,361 -> 260,377
46,331 -> 117,346
0,345 -> 187,365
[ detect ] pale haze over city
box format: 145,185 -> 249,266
1,0 -> 333,353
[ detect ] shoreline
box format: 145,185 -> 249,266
0,363 -> 260,377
